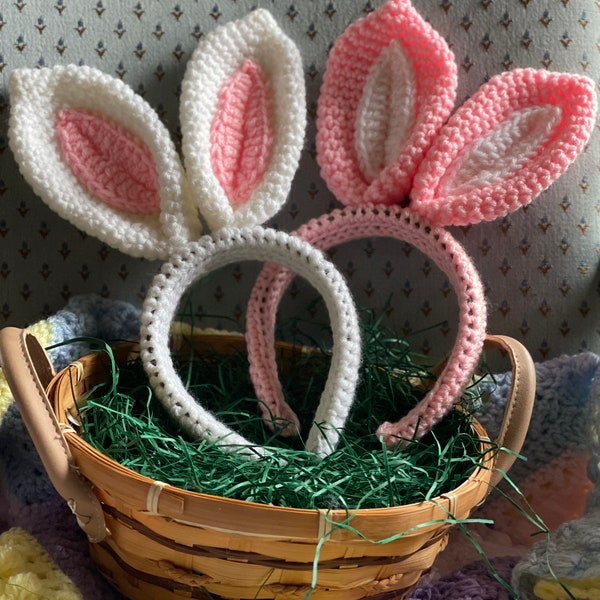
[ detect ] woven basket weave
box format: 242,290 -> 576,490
0,330 -> 535,600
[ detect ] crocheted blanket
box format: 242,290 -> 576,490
0,294 -> 598,600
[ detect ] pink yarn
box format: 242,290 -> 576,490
411,69 -> 598,227
55,108 -> 161,215
247,205 -> 487,441
245,0 -> 596,445
316,0 -> 457,207
210,59 -> 274,208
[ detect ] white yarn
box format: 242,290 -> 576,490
439,104 -> 563,194
9,10 -> 362,459
180,9 -> 306,231
355,39 -> 416,182
8,66 -> 200,260
140,227 -> 362,458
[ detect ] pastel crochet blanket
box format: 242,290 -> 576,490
0,294 -> 598,599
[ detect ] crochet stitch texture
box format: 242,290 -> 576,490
56,107 -> 162,215
7,9 -> 363,457
6,0 -> 597,453
245,0 -> 597,443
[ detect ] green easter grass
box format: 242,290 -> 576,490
76,307 -> 493,511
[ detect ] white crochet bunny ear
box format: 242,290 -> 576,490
8,11 -> 306,259
410,68 -> 597,226
180,9 -> 306,231
8,65 -> 199,260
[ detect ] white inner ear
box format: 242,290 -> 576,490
440,104 -> 563,194
355,40 -> 416,183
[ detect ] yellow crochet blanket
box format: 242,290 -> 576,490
0,528 -> 81,600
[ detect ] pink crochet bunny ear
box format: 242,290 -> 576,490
316,0 -> 457,207
180,9 -> 305,230
8,66 -> 200,260
410,69 -> 597,226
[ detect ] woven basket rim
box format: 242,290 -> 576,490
61,424 -> 493,515
49,334 -> 495,542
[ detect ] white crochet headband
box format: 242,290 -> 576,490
8,10 -> 362,458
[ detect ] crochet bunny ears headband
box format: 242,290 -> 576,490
9,9 -> 361,458
245,0 -> 597,443
8,1 -> 596,457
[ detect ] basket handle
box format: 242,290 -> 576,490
0,327 -> 107,542
478,334 -> 536,488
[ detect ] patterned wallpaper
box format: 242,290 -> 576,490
0,0 -> 599,362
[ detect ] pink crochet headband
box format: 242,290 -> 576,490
8,10 -> 363,458
245,0 -> 597,443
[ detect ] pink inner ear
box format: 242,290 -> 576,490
55,108 -> 161,214
210,59 -> 274,208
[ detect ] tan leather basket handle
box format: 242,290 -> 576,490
0,327 -> 106,542
480,334 -> 536,487
0,328 -> 534,537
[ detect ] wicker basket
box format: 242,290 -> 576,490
0,329 -> 535,600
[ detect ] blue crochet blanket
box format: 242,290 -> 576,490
0,294 -> 598,599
